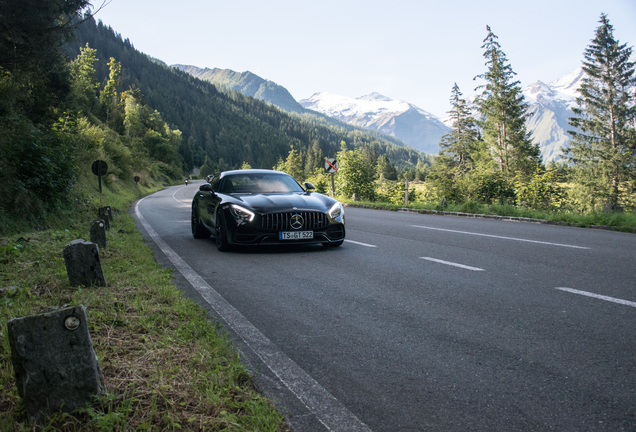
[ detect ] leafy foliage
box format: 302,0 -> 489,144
0,0 -> 92,226
69,17 -> 426,178
334,142 -> 377,200
514,166 -> 566,211
273,146 -> 304,183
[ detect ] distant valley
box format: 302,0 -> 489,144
174,64 -> 585,162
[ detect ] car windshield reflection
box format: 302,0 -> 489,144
219,174 -> 303,194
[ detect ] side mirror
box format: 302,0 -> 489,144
199,183 -> 213,192
304,182 -> 315,192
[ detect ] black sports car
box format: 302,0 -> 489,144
191,169 -> 345,251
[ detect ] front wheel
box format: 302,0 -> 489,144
215,212 -> 231,252
191,207 -> 210,239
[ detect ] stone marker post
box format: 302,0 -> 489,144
90,219 -> 107,250
7,305 -> 104,424
63,239 -> 106,287
97,207 -> 110,230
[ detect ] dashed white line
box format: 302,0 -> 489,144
345,239 -> 377,248
419,257 -> 485,271
134,197 -> 372,432
413,225 -> 590,249
555,287 -> 636,308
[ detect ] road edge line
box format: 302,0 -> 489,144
134,197 -> 372,432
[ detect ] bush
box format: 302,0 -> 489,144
514,167 -> 566,211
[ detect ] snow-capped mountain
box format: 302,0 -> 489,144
441,67 -> 584,162
300,92 -> 450,154
522,67 -> 584,161
177,62 -> 586,161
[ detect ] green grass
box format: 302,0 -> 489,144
341,198 -> 636,233
0,183 -> 288,431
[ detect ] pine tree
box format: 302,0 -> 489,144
100,57 -> 122,123
475,26 -> 541,181
69,43 -> 100,115
376,155 -> 398,180
439,83 -> 480,176
565,13 -> 636,209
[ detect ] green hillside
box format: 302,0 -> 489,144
174,65 -> 306,113
69,18 -> 425,175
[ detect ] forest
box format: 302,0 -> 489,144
68,17 -> 426,175
423,16 -> 636,214
1,2 -> 634,236
0,3 -> 429,234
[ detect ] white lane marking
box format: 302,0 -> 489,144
134,198 -> 372,432
555,287 -> 636,308
413,225 -> 590,250
344,239 -> 377,248
420,257 -> 485,271
172,186 -> 191,205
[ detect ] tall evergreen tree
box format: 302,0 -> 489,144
475,26 -> 541,180
376,155 -> 398,180
439,83 -> 480,176
565,13 -> 636,208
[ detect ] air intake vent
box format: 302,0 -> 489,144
261,212 -> 329,231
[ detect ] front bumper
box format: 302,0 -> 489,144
225,209 -> 345,246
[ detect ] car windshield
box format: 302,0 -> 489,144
218,173 -> 304,194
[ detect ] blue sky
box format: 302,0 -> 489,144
93,0 -> 636,118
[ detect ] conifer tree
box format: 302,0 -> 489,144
565,14 -> 636,209
69,43 -> 100,115
376,155 -> 398,180
100,57 -> 122,123
475,26 -> 541,180
439,83 -> 480,176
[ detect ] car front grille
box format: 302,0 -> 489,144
260,212 -> 329,231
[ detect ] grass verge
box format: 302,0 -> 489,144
341,199 -> 636,233
0,192 -> 288,430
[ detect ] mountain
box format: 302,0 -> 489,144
172,65 -> 305,113
522,67 -> 584,162
439,67 -> 584,162
68,19 -> 424,174
300,92 -> 450,155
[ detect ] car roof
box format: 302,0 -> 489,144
219,169 -> 288,178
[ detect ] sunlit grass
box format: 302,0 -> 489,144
340,183 -> 636,233
0,186 -> 288,431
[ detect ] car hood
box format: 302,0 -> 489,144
230,192 -> 335,214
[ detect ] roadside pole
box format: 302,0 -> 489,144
405,178 -> 409,206
91,160 -> 108,195
325,158 -> 339,198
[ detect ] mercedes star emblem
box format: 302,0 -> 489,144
290,214 -> 304,230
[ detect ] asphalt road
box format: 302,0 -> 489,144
132,181 -> 636,431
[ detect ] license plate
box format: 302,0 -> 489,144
279,231 -> 313,240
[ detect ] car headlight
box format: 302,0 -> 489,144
229,204 -> 255,226
328,202 -> 344,223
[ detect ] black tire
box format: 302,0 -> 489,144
215,212 -> 231,252
191,206 -> 210,239
322,240 -> 344,248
